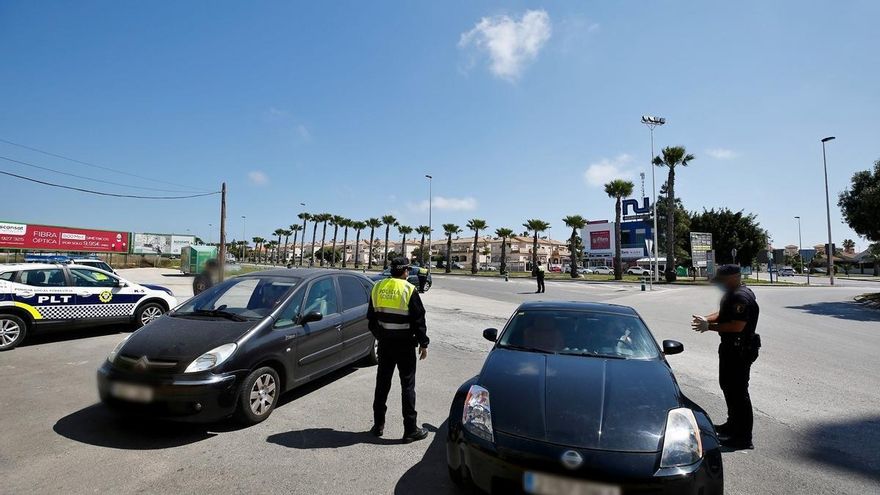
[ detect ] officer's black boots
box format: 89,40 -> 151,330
402,426 -> 428,443
369,424 -> 384,437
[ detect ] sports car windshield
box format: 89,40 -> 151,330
174,276 -> 301,320
498,309 -> 659,359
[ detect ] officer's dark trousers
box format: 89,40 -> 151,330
373,340 -> 418,433
536,275 -> 545,293
418,275 -> 427,292
719,344 -> 758,440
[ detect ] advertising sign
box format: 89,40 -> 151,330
132,233 -> 196,255
622,197 -> 652,221
0,222 -> 129,253
690,231 -> 713,268
590,231 -> 611,250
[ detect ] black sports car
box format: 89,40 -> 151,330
446,301 -> 723,494
98,269 -> 377,425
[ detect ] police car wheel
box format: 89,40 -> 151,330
234,367 -> 280,425
364,337 -> 379,365
0,314 -> 28,351
422,280 -> 431,292
135,302 -> 166,328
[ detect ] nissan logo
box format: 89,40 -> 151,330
560,450 -> 583,469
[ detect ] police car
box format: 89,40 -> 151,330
0,263 -> 178,351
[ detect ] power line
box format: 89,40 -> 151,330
0,137 -> 211,192
0,169 -> 220,199
0,155 -> 204,193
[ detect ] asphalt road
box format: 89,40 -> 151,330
1,269 -> 878,494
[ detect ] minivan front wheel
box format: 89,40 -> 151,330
235,367 -> 280,425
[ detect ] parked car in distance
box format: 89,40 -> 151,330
371,268 -> 432,292
447,301 -> 723,494
779,267 -> 795,276
577,267 -> 594,275
626,267 -> 652,276
547,265 -> 563,273
591,266 -> 613,275
479,265 -> 497,271
98,269 -> 377,424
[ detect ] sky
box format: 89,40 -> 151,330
1,1 -> 878,251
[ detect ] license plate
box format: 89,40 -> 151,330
524,472 -> 620,495
110,382 -> 154,403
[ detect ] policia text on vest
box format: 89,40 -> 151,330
367,267 -> 429,442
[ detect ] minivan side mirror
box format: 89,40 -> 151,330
663,340 -> 684,355
483,328 -> 498,342
300,311 -> 323,324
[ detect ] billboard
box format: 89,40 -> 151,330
132,233 -> 196,255
690,231 -> 713,268
0,221 -> 129,253
590,231 -> 611,250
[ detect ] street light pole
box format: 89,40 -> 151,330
425,175 -> 432,274
241,215 -> 246,262
795,215 -> 809,285
821,136 -> 836,286
641,115 -> 666,285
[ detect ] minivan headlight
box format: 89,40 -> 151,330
660,408 -> 703,467
462,384 -> 493,443
184,343 -> 237,373
107,334 -> 131,364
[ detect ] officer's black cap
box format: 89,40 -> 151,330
390,257 -> 411,269
713,264 -> 741,280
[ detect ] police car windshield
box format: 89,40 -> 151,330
174,276 -> 301,320
497,310 -> 659,359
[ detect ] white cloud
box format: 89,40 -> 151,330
247,170 -> 269,186
295,124 -> 312,142
458,10 -> 552,81
706,148 -> 737,160
583,154 -> 635,187
408,196 -> 478,212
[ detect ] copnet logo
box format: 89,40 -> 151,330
0,222 -> 27,236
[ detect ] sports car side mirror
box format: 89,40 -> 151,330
663,340 -> 684,355
483,328 -> 498,342
300,311 -> 323,324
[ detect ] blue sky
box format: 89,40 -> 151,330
1,1 -> 878,251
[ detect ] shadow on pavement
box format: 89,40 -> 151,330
800,415 -> 880,483
21,325 -> 129,348
786,301 -> 880,322
53,404 -> 225,449
266,428 -> 399,448
395,421 -> 460,495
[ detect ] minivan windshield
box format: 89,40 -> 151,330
497,309 -> 659,359
174,276 -> 301,321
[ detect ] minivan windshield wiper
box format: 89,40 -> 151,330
172,308 -> 248,321
557,349 -> 626,359
497,343 -> 555,354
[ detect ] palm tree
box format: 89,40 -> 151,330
289,224 -> 302,264
605,179 -> 635,280
563,215 -> 587,278
415,225 -> 431,266
653,146 -> 695,282
443,224 -> 462,273
308,213 -> 319,267
330,215 -> 345,267
495,228 -> 513,274
351,221 -> 367,268
281,229 -> 293,265
265,240 -> 278,263
398,225 -> 413,261
366,218 -> 382,269
297,212 -> 311,266
251,236 -> 264,263
523,219 -> 551,271
466,219 -> 488,274
237,240 -> 248,261
381,215 -> 397,268
339,218 -> 351,268
314,213 -> 331,266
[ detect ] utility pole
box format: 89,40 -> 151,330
821,136 -> 836,286
425,174 -> 432,274
641,115 -> 665,285
218,182 -> 227,281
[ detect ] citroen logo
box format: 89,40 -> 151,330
560,450 -> 583,469
134,356 -> 149,371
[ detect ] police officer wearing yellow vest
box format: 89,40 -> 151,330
416,264 -> 429,293
368,257 -> 429,442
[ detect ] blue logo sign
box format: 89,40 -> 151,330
623,197 -> 651,217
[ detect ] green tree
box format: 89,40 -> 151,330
398,225 -> 413,261
314,213 -> 332,267
416,225 -> 431,266
289,224 -> 302,265
281,228 -> 293,264
330,215 -> 345,268
273,228 -> 285,264
381,215 -> 397,269
605,180 -> 635,280
338,218 -> 351,268
839,159 -> 880,274
656,181 -> 692,264
308,213 -> 320,266
688,208 -> 769,267
562,215 -> 587,278
495,227 -> 513,274
653,146 -> 695,281
252,236 -> 265,263
366,218 -> 382,269
443,223 -> 462,273
351,221 -> 367,268
466,219 -> 488,274
523,219 -> 551,271
297,212 -> 311,266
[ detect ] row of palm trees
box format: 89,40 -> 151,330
245,145 -> 693,281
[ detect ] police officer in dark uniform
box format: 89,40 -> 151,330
368,257 -> 430,443
534,261 -> 546,293
692,264 -> 761,450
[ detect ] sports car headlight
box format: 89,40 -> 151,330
462,385 -> 493,442
660,408 -> 703,468
184,343 -> 237,373
107,334 -> 131,364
